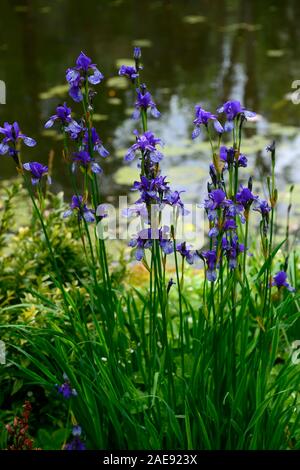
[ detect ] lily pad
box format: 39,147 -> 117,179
106,76 -> 128,90
114,166 -> 139,185
39,6 -> 51,13
220,23 -> 261,32
267,49 -> 284,58
166,166 -> 206,184
115,58 -> 135,68
14,5 -> 28,12
125,107 -> 135,116
107,97 -> 122,106
183,15 -> 206,24
39,84 -> 69,100
268,122 -> 298,137
132,39 -> 152,48
41,130 -> 63,141
92,113 -> 108,122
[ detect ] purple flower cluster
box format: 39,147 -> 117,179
0,121 -> 51,187
45,110 -> 109,175
23,162 -> 51,185
131,175 -> 186,212
72,150 -> 102,174
219,146 -> 247,168
118,55 -> 160,121
66,51 -> 104,102
125,130 -> 163,164
272,271 -> 295,292
118,65 -> 139,82
176,242 -> 198,265
64,425 -> 86,451
121,47 -> 195,265
65,123 -> 108,174
217,100 -> 256,132
201,250 -> 218,282
56,373 -> 77,399
192,105 -> 223,139
126,171 -> 194,261
45,103 -> 72,129
200,182 -> 266,281
63,195 -> 95,223
192,100 -> 256,139
0,122 -> 36,163
129,226 -> 173,261
196,100 -> 274,282
133,88 -> 160,120
42,53 -> 109,215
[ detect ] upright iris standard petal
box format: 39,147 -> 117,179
133,47 -> 141,59
63,195 -> 95,223
192,105 -> 223,139
72,425 -> 82,437
118,65 -> 139,81
56,374 -> 77,399
124,130 -> 164,165
133,89 -> 160,120
66,52 -> 104,102
217,100 -> 256,131
236,185 -> 257,208
44,103 -> 72,129
76,51 -> 92,71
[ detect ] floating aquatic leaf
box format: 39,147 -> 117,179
166,166 -> 206,183
111,0 -> 123,6
106,76 -> 128,90
39,84 -> 69,100
183,15 -> 206,24
114,166 -> 139,185
92,114 -> 108,122
267,49 -> 284,58
220,22 -> 261,32
132,39 -> 152,48
125,107 -> 135,116
268,122 -> 298,137
39,6 -> 51,13
115,58 -> 135,69
41,130 -> 63,141
108,97 -> 122,106
14,5 -> 28,12
160,88 -> 171,94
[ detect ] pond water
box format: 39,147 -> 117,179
1,0 -> 300,215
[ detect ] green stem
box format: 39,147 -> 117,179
173,237 -> 184,379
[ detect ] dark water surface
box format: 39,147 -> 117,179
1,0 -> 300,209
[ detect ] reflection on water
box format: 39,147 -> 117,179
0,0 -> 300,211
